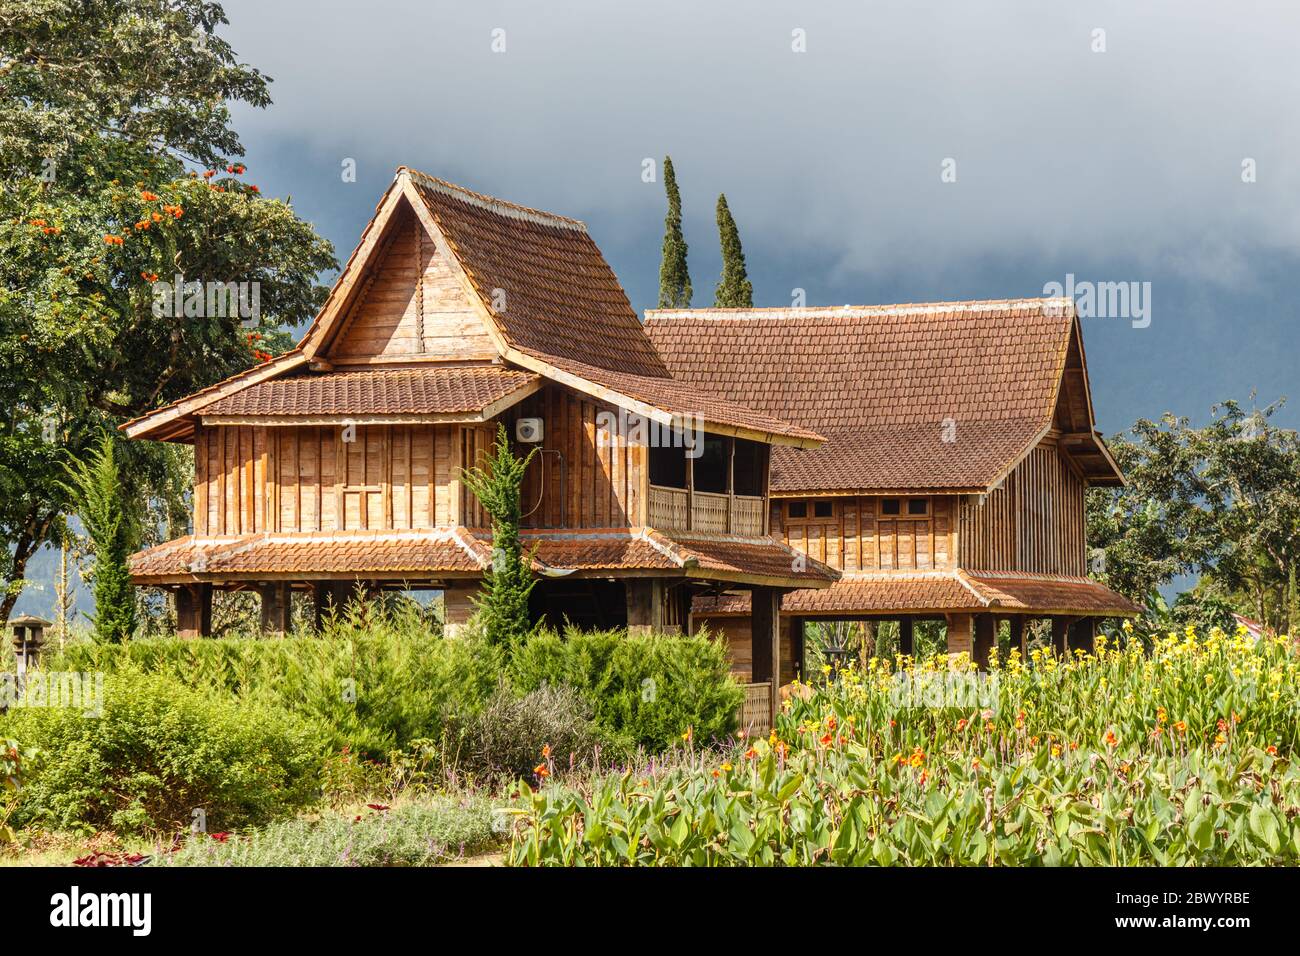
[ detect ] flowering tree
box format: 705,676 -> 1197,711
0,1 -> 336,621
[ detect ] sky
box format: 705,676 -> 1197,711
15,0 -> 1300,616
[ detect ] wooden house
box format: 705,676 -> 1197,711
645,301 -> 1141,678
123,168 -> 836,723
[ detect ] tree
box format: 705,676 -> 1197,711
1088,398 -> 1300,634
657,155 -> 691,308
59,434 -> 137,642
713,193 -> 752,308
0,1 -> 336,621
460,424 -> 539,647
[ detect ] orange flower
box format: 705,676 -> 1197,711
956,718 -> 968,732
533,763 -> 549,779
1266,745 -> 1278,756
971,758 -> 980,769
744,746 -> 758,760
140,191 -> 158,202
819,732 -> 833,747
541,744 -> 551,758
1173,720 -> 1186,734
917,770 -> 928,785
102,234 -> 123,245
140,271 -> 158,282
29,219 -> 46,227
1104,730 -> 1118,749
203,170 -> 216,179
134,220 -> 150,230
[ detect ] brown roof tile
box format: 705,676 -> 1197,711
409,171 -> 668,379
692,570 -> 1139,617
646,300 -> 1076,490
200,366 -> 539,418
964,572 -> 1143,616
407,171 -> 820,446
129,530 -> 489,582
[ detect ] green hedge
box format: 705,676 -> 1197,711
509,628 -> 743,750
1,670 -> 321,834
50,630 -> 502,758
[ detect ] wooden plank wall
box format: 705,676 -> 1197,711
508,385 -> 645,530
194,422 -> 463,534
709,616 -> 795,685
329,208 -> 496,363
959,438 -> 1086,574
772,496 -> 955,571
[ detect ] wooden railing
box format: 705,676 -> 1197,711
647,485 -> 765,536
739,682 -> 772,735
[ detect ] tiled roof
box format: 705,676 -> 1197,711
692,570 -> 1140,617
132,527 -> 836,588
669,533 -> 838,585
130,530 -> 489,582
645,300 -> 1076,491
964,572 -> 1144,616
408,171 -> 668,379
518,529 -> 838,586
771,418 -> 1046,492
200,366 -> 539,418
531,355 -> 825,444
406,171 -> 820,446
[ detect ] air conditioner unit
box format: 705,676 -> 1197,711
516,417 -> 544,443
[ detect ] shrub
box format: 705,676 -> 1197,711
0,670 -> 321,834
510,627 -> 743,750
161,797 -> 500,866
49,620 -> 503,759
452,683 -> 599,781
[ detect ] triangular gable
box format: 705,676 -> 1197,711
124,169 -> 824,448
325,204 -> 497,364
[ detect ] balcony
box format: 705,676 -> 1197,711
647,485 -> 766,537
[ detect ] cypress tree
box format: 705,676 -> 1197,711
657,156 -> 692,308
713,193 -> 753,308
59,434 -> 138,643
460,424 -> 539,648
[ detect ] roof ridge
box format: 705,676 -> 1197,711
402,167 -> 588,232
646,297 -> 1076,320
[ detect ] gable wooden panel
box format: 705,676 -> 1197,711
329,209 -> 496,363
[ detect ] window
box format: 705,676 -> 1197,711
787,500 -> 807,519
648,444 -> 686,489
880,498 -> 901,515
732,438 -> 765,497
692,436 -> 728,493
813,500 -> 833,518
907,498 -> 929,516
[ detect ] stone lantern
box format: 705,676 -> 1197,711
8,614 -> 51,679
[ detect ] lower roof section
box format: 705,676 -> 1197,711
692,570 -> 1142,618
129,527 -> 837,590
